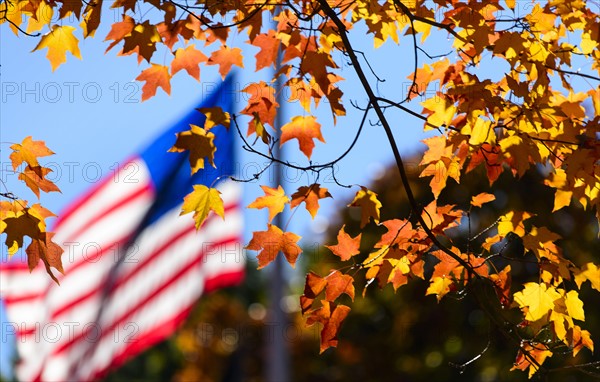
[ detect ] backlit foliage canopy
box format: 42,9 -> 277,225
2,0 -> 599,377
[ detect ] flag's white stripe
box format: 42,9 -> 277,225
53,159 -> 150,240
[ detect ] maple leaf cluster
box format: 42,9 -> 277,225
2,137 -> 63,282
3,0 -> 600,376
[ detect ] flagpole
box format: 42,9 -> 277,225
265,8 -> 290,382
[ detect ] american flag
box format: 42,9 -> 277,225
0,77 -> 244,381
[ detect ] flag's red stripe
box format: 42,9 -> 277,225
53,234 -> 239,356
53,156 -> 139,231
3,292 -> 42,304
0,262 -> 30,271
18,327 -> 36,337
204,269 -> 245,293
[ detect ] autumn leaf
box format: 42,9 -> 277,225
251,112 -> 270,144
248,185 -> 289,222
348,186 -> 382,228
10,136 -> 55,169
171,45 -> 208,81
553,189 -> 572,212
252,30 -> 279,71
197,107 -> 230,130
470,192 -> 496,207
168,124 -> 216,174
511,342 -> 552,378
490,265 -> 512,308
2,209 -> 42,255
280,116 -> 324,159
241,81 -> 278,127
32,25 -> 81,71
122,21 -> 161,62
207,46 -> 244,79
325,270 -> 355,302
80,0 -> 103,38
426,276 -> 454,302
326,225 -> 361,261
18,165 -> 61,198
574,263 -> 600,292
245,224 -> 301,269
290,184 -> 332,218
26,232 -> 64,284
301,272 -> 328,313
136,64 -> 171,101
513,282 -> 560,322
180,185 -> 224,229
104,14 -> 135,52
305,300 -> 351,353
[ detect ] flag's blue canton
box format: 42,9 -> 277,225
139,76 -> 236,227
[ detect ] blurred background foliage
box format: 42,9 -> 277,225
94,155 -> 598,382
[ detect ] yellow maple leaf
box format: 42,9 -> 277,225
513,282 -> 560,322
248,185 -> 289,222
574,263 -> 600,292
180,185 -> 224,229
348,186 -> 382,228
32,25 -> 82,71
421,97 -> 457,129
426,276 -> 454,302
553,189 -> 572,212
198,107 -> 230,130
468,119 -> 495,146
564,290 -> 585,321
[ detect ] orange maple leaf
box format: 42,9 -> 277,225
290,184 -> 332,218
471,192 -> 496,207
247,185 -> 289,222
104,14 -> 135,52
207,46 -> 244,79
280,115 -> 324,159
252,30 -> 280,71
326,225 -> 361,261
325,270 -> 355,302
301,271 -> 328,313
18,165 -> 61,198
171,45 -> 208,81
26,232 -> 64,284
305,300 -> 351,353
136,64 -> 171,101
10,136 -> 54,169
245,224 -> 301,269
241,81 -> 278,127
